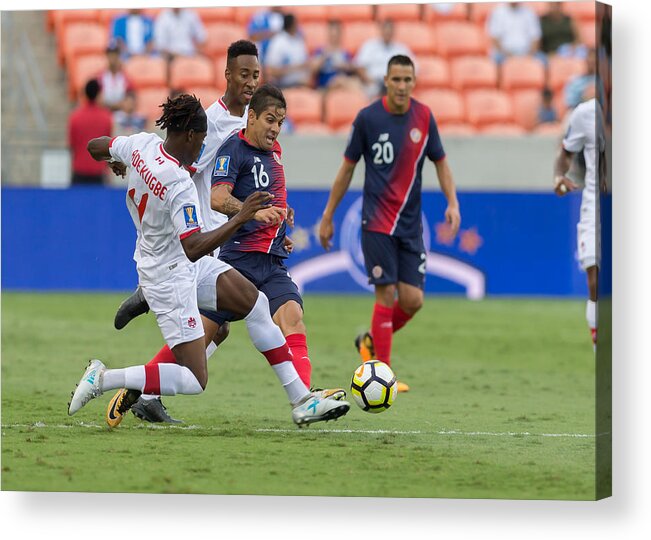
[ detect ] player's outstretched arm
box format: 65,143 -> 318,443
553,147 -> 579,196
87,136 -> 127,177
319,159 -> 356,251
434,158 -> 461,238
212,184 -> 285,224
181,191 -> 273,262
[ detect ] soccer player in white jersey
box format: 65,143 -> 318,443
68,94 -> 350,427
553,96 -> 606,348
111,40 -> 262,422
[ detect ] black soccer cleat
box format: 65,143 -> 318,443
106,388 -> 142,428
114,286 -> 150,330
131,397 -> 183,424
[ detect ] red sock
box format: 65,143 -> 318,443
371,303 -> 393,366
286,333 -> 311,387
392,301 -> 413,333
146,345 -> 176,367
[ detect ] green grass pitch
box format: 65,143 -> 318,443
1,292 -> 598,499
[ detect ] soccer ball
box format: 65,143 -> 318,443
350,360 -> 397,413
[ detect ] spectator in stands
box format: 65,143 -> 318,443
564,48 -> 600,108
540,2 -> 586,58
97,42 -> 134,112
354,19 -> 412,98
486,2 -> 543,65
265,13 -> 312,89
110,9 -> 155,58
311,20 -> 363,92
113,92 -> 147,135
247,6 -> 285,64
537,87 -> 558,125
67,79 -> 113,185
154,8 -> 206,59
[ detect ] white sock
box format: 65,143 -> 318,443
100,365 -> 203,395
272,361 -> 310,405
586,299 -> 597,331
206,341 -> 218,359
244,292 -> 287,352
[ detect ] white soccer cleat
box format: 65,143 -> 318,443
291,393 -> 350,427
68,359 -> 105,415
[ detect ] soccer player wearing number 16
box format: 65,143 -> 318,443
319,55 -> 461,392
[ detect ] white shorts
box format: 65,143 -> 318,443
140,257 -> 233,348
577,196 -> 600,271
194,255 -> 233,312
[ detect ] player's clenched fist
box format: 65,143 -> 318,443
255,205 -> 286,225
553,175 -> 579,196
445,205 -> 461,237
236,191 -> 273,223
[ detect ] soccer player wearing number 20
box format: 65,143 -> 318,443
319,55 -> 461,392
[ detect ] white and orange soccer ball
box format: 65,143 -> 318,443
351,360 -> 397,413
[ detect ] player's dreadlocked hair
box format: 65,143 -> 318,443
155,93 -> 207,133
249,84 -> 286,117
227,40 -> 258,62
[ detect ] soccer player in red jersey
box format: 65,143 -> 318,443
319,55 -> 461,392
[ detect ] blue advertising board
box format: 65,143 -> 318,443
1,187 -> 593,297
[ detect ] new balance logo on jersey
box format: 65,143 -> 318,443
214,155 -> 230,176
183,205 -> 198,227
378,133 -> 389,142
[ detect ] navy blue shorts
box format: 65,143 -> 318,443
200,251 -> 303,325
361,230 -> 426,289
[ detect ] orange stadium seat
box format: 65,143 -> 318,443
465,89 -> 514,127
68,53 -> 107,100
47,11 -> 56,32
562,1 -> 596,21
53,9 -> 100,40
123,56 -> 167,89
480,123 -> 527,135
284,88 -> 324,125
547,56 -> 586,92
213,55 -> 228,88
141,9 -> 162,20
327,5 -> 374,22
450,56 -> 498,91
577,21 -> 596,48
414,56 -> 451,89
376,4 -> 423,22
342,22 -> 380,55
170,56 -> 216,89
435,22 -> 488,58
423,3 -> 469,23
469,2 -> 500,25
194,7 -> 236,24
324,88 -> 368,130
292,5 -> 329,23
437,123 -> 476,136
233,7 -> 260,26
511,89 -> 543,131
204,22 -> 246,58
394,22 -> 438,55
59,23 -> 108,66
185,86 -> 223,108
136,87 -> 171,122
415,89 -> 465,125
301,22 -> 329,54
500,56 -> 546,91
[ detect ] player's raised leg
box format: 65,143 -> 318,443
213,268 -> 350,425
114,286 -> 150,330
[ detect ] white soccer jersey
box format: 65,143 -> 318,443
562,99 -> 605,215
109,132 -> 204,284
562,98 -> 606,269
190,98 -> 247,232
